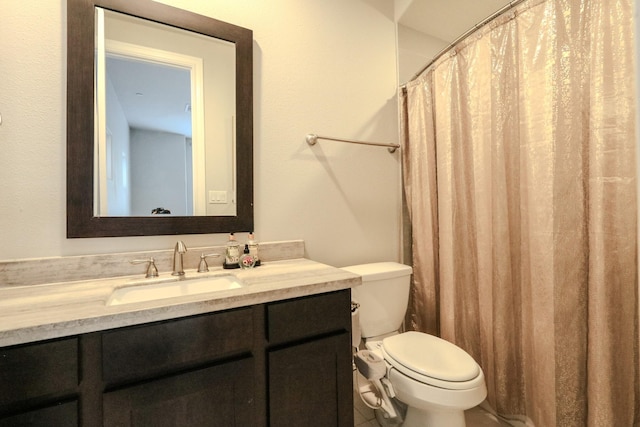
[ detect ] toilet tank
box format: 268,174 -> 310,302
343,262 -> 413,339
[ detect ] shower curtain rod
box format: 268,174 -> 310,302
306,133 -> 400,153
402,0 -> 528,87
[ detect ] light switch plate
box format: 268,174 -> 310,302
208,190 -> 228,204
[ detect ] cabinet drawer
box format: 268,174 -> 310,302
267,290 -> 351,344
0,400 -> 78,427
102,308 -> 253,384
0,338 -> 78,407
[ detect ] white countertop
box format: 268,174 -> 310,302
0,258 -> 361,347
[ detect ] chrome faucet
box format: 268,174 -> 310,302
172,241 -> 188,276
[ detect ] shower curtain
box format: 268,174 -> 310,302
400,0 -> 638,425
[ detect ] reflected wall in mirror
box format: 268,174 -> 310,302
68,0 -> 253,237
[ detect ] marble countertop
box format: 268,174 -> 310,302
0,258 -> 361,347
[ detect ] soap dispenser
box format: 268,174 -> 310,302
239,244 -> 256,269
223,233 -> 240,269
247,232 -> 260,266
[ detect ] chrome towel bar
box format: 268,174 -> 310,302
306,134 -> 399,153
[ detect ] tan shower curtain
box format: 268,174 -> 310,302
400,0 -> 638,425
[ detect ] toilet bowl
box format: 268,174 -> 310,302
367,332 -> 486,426
344,262 -> 487,427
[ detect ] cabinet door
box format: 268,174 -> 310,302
268,333 -> 353,427
103,357 -> 254,427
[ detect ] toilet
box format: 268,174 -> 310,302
344,262 -> 487,427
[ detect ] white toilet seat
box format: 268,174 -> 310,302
388,365 -> 487,411
380,331 -> 484,390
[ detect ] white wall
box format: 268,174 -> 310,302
0,0 -> 400,268
130,129 -> 189,216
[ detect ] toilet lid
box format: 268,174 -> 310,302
382,331 -> 479,382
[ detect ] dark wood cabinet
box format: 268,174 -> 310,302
103,358 -> 254,427
0,289 -> 352,427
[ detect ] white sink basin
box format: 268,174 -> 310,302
107,274 -> 244,306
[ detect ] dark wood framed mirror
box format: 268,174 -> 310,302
67,0 -> 253,237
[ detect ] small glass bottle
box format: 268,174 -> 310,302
247,232 -> 260,266
239,244 -> 256,269
223,233 -> 240,269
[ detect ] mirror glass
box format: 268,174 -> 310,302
67,0 -> 253,238
96,9 -> 236,217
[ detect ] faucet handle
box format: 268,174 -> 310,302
130,257 -> 159,278
197,253 -> 221,273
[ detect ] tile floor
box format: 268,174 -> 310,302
353,372 -> 512,427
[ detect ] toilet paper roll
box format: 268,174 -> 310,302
351,301 -> 361,348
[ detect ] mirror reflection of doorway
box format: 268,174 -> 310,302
106,55 -> 194,216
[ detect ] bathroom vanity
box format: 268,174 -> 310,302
0,244 -> 359,427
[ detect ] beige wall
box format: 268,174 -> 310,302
0,0 -> 401,268
396,24 -> 447,85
